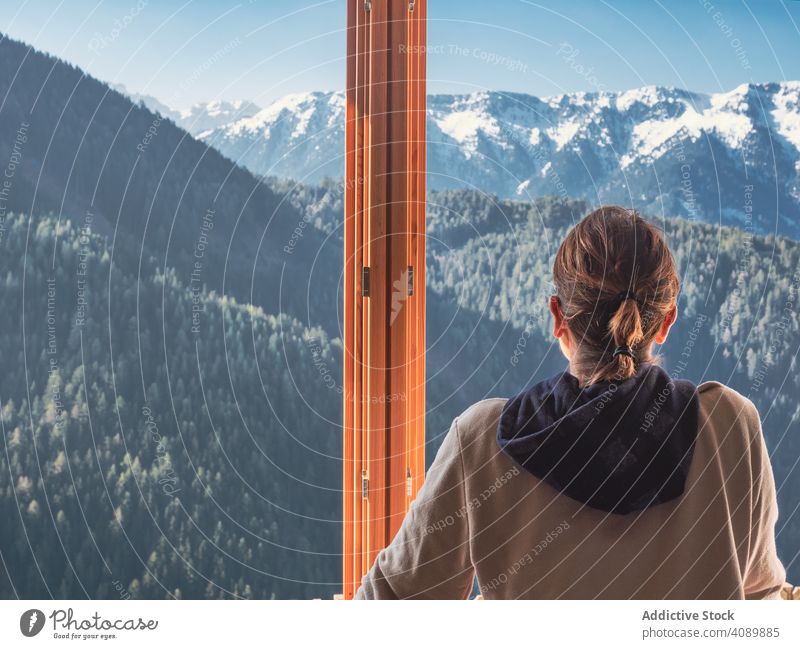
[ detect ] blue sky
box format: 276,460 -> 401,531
2,0 -> 799,109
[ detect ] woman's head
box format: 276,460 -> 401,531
550,206 -> 679,384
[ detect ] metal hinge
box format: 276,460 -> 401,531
406,467 -> 412,496
361,471 -> 369,499
361,266 -> 370,296
407,265 -> 414,296
364,0 -> 372,12
409,0 -> 415,11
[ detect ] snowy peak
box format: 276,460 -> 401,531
177,99 -> 261,136
196,91 -> 346,181
769,82 -> 800,151
209,92 -> 345,140
109,84 -> 262,137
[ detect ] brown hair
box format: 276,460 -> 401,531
552,206 -> 679,384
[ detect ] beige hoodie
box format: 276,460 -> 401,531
355,382 -> 786,599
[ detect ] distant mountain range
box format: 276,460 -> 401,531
136,84 -> 800,238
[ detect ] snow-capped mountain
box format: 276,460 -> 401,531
177,100 -> 262,137
111,84 -> 262,137
198,91 -> 345,182
194,83 -> 800,237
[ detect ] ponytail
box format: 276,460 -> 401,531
598,296 -> 644,382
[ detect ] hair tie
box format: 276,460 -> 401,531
612,345 -> 635,359
616,290 -> 637,303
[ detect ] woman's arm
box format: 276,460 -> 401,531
742,400 -> 786,599
355,417 -> 475,599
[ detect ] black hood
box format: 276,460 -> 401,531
496,363 -> 699,515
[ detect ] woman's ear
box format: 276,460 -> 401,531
549,296 -> 567,338
654,304 -> 677,345
549,295 -> 572,359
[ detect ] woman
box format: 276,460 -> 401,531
356,206 -> 785,599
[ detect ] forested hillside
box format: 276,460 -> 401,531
3,186 -> 799,597
0,213 -> 341,598
0,209 -> 552,598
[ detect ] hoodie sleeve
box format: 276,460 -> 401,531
742,400 -> 786,600
354,417 -> 475,599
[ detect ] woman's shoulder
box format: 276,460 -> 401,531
696,380 -> 761,438
452,398 -> 508,444
449,398 -> 519,472
697,380 -> 757,411
456,397 -> 507,425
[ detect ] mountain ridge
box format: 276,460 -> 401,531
184,82 -> 800,237
0,33 -> 338,330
